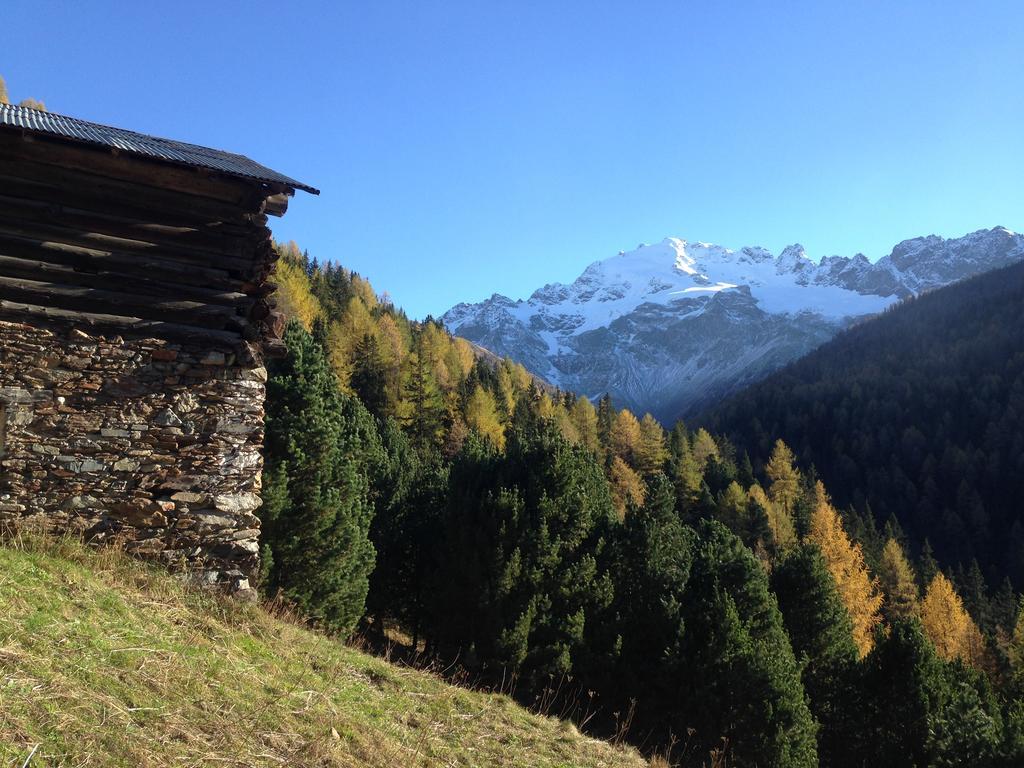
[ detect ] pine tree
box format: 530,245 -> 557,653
859,619 -> 951,767
349,333 -> 389,419
432,424 -> 617,694
676,520 -> 818,768
366,419 -> 447,647
0,75 -> 9,105
602,474 -> 694,739
919,538 -> 939,589
806,481 -> 883,656
879,537 -> 920,623
596,394 -> 614,454
920,572 -> 986,667
1008,597 -> 1024,685
260,322 -> 381,635
404,338 -> 445,450
772,544 -> 859,768
669,432 -> 703,514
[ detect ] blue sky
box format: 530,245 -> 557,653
4,1 -> 1022,319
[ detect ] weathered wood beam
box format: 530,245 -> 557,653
0,299 -> 246,348
0,175 -> 265,234
0,216 -> 260,274
0,232 -> 256,290
262,193 -> 290,217
0,274 -> 245,330
0,193 -> 266,260
0,253 -> 256,309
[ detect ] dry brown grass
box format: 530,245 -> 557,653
0,533 -> 649,767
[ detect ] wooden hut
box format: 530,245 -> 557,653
0,103 -> 317,595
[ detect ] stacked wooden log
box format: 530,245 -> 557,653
0,131 -> 290,361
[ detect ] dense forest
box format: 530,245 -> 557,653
257,243 -> 1024,767
702,260 -> 1024,607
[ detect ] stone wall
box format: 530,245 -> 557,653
0,318 -> 265,596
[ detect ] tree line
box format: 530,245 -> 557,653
258,244 -> 1024,767
702,259 -> 1024,619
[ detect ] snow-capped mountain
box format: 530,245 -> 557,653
443,227 -> 1024,423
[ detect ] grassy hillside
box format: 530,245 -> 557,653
0,536 -> 647,768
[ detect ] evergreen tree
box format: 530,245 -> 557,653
432,424 -> 617,694
364,419 -> 446,644
260,322 -> 380,635
919,538 -> 940,588
675,520 -> 818,768
669,431 -> 703,515
879,537 -> 920,623
596,394 -> 614,454
603,474 -> 695,740
349,333 -> 390,419
859,619 -> 951,767
772,544 -> 859,768
404,339 -> 446,450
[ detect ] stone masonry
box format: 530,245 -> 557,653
0,319 -> 266,596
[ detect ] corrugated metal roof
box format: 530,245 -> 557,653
0,102 -> 319,195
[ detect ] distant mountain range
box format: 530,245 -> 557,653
699,257 -> 1024,588
443,227 -> 1024,422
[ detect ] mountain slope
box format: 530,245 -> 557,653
699,259 -> 1024,588
0,536 -> 646,768
443,227 -> 1024,421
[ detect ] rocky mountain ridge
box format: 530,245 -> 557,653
443,227 -> 1024,422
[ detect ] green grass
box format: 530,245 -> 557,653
0,535 -> 647,768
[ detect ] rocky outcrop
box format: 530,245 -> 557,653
0,319 -> 265,597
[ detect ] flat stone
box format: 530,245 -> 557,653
213,493 -> 261,515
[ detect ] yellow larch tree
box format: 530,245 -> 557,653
609,456 -> 645,519
637,414 -> 669,474
920,572 -> 986,667
748,483 -> 797,556
878,538 -> 919,622
610,409 -> 643,465
690,428 -> 720,472
766,439 -> 802,516
806,481 -> 883,657
464,385 -> 505,450
274,250 -> 322,331
570,396 -> 600,453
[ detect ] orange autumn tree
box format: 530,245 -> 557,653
920,572 -> 986,667
806,481 -> 883,656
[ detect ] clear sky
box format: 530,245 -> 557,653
4,1 -> 1022,319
